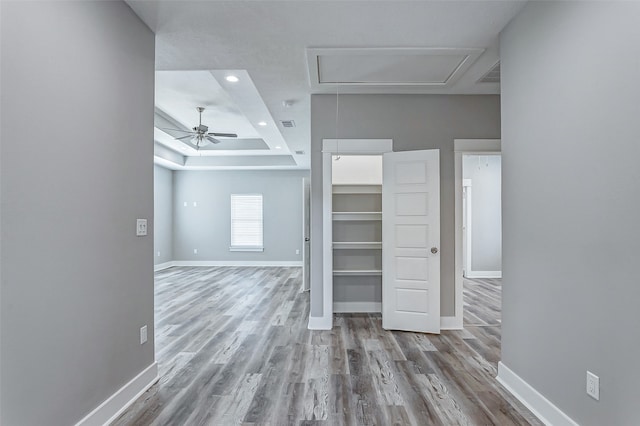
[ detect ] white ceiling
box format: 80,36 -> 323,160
126,0 -> 526,170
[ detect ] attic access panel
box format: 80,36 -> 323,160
307,47 -> 483,90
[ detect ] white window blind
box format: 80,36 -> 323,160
230,194 -> 263,251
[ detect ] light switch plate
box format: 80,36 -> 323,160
136,219 -> 147,236
586,371 -> 599,400
140,325 -> 147,345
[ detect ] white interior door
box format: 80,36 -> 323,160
382,149 -> 440,334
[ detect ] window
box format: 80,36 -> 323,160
230,194 -> 263,251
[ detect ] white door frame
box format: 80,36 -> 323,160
302,177 -> 311,292
454,139 -> 501,328
462,179 -> 472,277
315,139 -> 393,330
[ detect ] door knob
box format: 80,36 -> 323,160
431,247 -> 439,254
305,238 -> 310,242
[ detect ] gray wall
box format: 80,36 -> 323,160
173,170 -> 308,262
501,2 -> 640,424
463,155 -> 502,272
311,94 -> 501,317
154,165 -> 174,265
0,2 -> 155,425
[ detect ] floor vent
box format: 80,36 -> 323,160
280,120 -> 296,128
478,62 -> 500,83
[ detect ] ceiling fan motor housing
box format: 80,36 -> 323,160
194,124 -> 209,133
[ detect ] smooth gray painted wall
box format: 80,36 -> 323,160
463,155 -> 502,272
154,165 -> 174,265
173,171 -> 308,262
311,94 -> 501,317
0,2 -> 155,425
501,2 -> 640,424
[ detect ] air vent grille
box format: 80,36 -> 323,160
280,120 -> 296,128
479,62 -> 500,83
295,150 -> 305,155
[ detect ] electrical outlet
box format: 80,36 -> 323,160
184,201 -> 187,207
193,201 -> 197,207
586,371 -> 599,400
157,251 -> 161,257
136,219 -> 147,236
296,249 -> 300,255
140,325 -> 148,345
193,248 -> 198,254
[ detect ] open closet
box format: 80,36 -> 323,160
332,155 -> 383,313
322,139 -> 442,334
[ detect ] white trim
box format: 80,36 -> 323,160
333,302 -> 382,313
465,270 -> 502,279
463,182 -> 473,276
497,362 -> 579,426
440,315 -> 463,330
154,261 -> 175,272
308,315 -> 333,330
322,151 -> 334,330
171,260 -> 302,267
453,139 -> 501,333
75,362 -> 158,426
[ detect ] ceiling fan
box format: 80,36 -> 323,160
161,107 -> 237,149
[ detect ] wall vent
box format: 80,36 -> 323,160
295,150 -> 305,155
478,62 -> 500,83
280,120 -> 296,128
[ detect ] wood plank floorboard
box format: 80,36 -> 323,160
463,277 -> 502,327
112,267 -> 539,426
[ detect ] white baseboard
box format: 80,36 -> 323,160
465,270 -> 502,279
440,315 -> 463,330
333,302 -> 381,313
308,315 -> 332,330
75,362 -> 158,426
172,260 -> 302,267
497,362 -> 578,426
154,261 -> 175,271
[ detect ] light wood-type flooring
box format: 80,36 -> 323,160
113,267 -> 539,426
463,277 -> 502,327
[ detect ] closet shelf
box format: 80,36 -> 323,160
333,269 -> 383,276
333,242 -> 382,250
332,212 -> 382,221
332,184 -> 382,194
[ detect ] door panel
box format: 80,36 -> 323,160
382,149 -> 440,334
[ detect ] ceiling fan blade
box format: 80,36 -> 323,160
206,136 -> 222,144
209,132 -> 237,138
159,127 -> 192,134
176,134 -> 195,140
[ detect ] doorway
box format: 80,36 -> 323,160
461,154 -> 502,326
454,139 -> 501,328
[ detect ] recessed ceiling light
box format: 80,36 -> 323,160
275,146 -> 282,149
225,75 -> 239,83
258,121 -> 267,126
